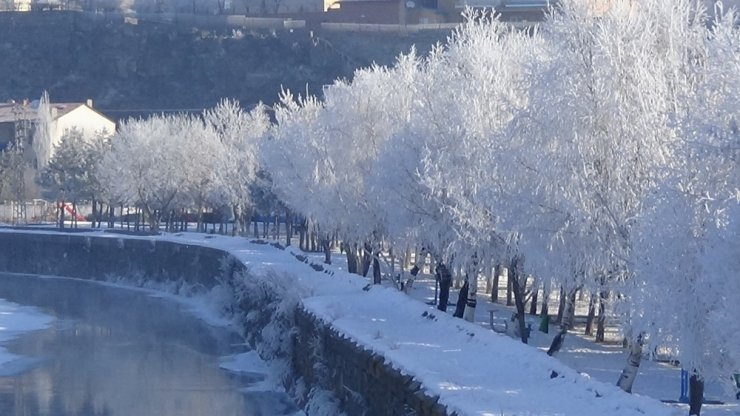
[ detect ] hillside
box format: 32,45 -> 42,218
0,12 -> 448,119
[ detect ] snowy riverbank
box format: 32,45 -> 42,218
2,228 -> 736,415
131,231 -> 681,416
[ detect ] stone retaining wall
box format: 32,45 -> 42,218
0,231 -> 235,285
293,307 -> 448,416
0,230 -> 447,416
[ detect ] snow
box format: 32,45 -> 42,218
0,298 -> 54,371
1,228 -> 738,415
302,288 -> 671,416
221,350 -> 270,375
219,350 -> 287,394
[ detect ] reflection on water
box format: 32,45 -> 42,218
0,273 -> 298,416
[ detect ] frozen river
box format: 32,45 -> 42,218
0,273 -> 299,416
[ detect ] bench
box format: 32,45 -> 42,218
489,308 -> 532,338
489,309 -> 509,334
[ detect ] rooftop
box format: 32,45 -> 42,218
0,101 -> 88,124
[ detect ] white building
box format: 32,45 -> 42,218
0,99 -> 115,169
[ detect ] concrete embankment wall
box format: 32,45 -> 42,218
0,230 -> 446,416
0,231 -> 231,285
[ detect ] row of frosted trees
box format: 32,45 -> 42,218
264,2 -> 739,414
39,1 -> 738,414
40,99 -> 275,234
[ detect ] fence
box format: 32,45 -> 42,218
0,200 -> 92,224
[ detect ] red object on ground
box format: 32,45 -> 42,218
59,202 -> 86,221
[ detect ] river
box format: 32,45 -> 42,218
0,273 -> 299,416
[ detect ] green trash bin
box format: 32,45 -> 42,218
539,314 -> 550,334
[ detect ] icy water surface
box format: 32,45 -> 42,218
0,273 -> 299,416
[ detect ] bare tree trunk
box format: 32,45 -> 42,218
135,207 -> 141,232
555,286 -> 565,324
97,202 -> 104,229
616,333 -> 644,393
91,199 -> 96,228
108,205 -> 115,228
585,294 -> 596,336
404,247 -> 426,292
164,210 -> 170,232
232,204 -> 240,236
547,287 -> 576,356
436,262 -> 452,312
491,263 -> 501,303
506,267 -> 513,306
373,255 -> 381,284
595,290 -> 608,342
453,279 -> 468,319
72,200 -> 77,228
540,280 -> 550,317
414,246 -> 423,271
485,259 -> 493,295
564,289 -> 577,329
510,255 -> 529,344
59,200 -> 65,228
389,247 -> 396,284
196,202 -> 204,233
242,206 -> 251,235
346,243 -> 358,274
299,220 -> 306,251
361,242 -> 372,277
689,373 -> 704,416
323,238 -> 331,264
529,282 -> 539,316
285,209 -> 292,246
462,262 -> 478,323
547,327 -> 567,357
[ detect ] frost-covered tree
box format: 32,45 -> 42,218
39,129 -> 107,228
203,99 -> 269,236
265,61 -> 409,270
99,114 -> 195,232
261,91 -> 332,255
174,114 -> 220,232
630,7 -> 739,414
510,0 -> 707,358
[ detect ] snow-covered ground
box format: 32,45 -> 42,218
1,228 -> 738,415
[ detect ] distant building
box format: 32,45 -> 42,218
227,0 -> 324,15
324,0 -> 449,24
0,0 -> 31,11
0,99 -> 115,169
